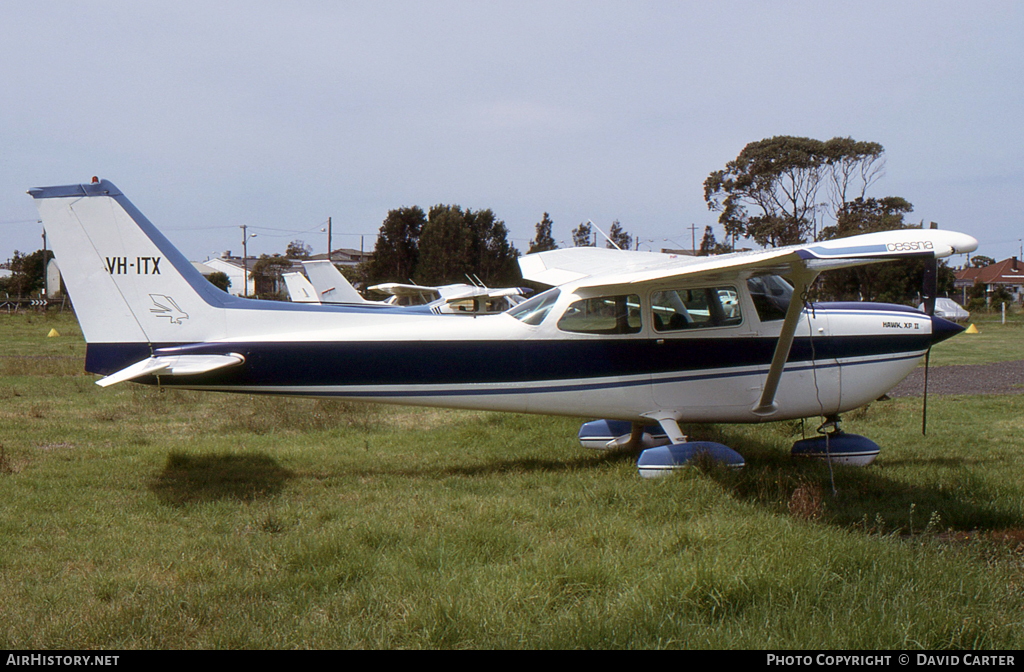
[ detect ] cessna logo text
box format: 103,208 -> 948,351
886,241 -> 934,252
105,256 -> 161,275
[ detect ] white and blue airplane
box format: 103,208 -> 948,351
298,257 -> 528,315
367,280 -> 528,315
29,179 -> 977,476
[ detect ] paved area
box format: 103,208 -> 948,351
887,359 -> 1024,398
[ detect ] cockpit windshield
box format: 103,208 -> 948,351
507,288 -> 560,326
746,274 -> 793,322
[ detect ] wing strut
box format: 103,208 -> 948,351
752,270 -> 817,417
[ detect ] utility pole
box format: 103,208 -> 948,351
241,225 -> 256,297
41,228 -> 47,302
689,223 -> 698,253
327,216 -> 333,263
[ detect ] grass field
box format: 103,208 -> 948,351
2,310 -> 1023,649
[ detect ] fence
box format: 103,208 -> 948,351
0,295 -> 69,313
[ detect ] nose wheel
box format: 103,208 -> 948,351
792,414 -> 880,466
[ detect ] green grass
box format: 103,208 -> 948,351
928,319 -> 1024,367
2,311 -> 1024,648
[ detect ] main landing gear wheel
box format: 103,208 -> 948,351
791,415 -> 880,466
636,416 -> 745,478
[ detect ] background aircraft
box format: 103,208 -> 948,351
282,271 -> 320,303
29,179 -> 977,476
299,260 -> 371,304
301,258 -> 529,314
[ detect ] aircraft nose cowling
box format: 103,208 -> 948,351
931,315 -> 965,345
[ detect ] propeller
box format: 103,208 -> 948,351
921,255 -> 938,435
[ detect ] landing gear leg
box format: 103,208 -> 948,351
816,414 -> 843,436
604,422 -> 651,451
654,417 -> 687,444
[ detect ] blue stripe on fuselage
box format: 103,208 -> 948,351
84,330 -> 932,387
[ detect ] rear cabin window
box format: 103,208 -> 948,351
746,275 -> 793,322
446,298 -> 476,313
557,295 -> 642,335
651,286 -> 741,331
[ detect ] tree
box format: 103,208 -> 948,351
249,254 -> 292,300
365,206 -> 426,285
206,271 -> 231,293
704,136 -> 888,247
696,225 -> 734,256
528,213 -> 558,253
3,249 -> 53,297
818,196 -> 914,241
605,220 -> 632,250
285,240 -> 312,259
416,205 -> 475,285
814,199 -> 956,304
468,209 -> 520,286
571,222 -> 594,247
971,255 -> 995,268
415,205 -> 520,286
821,137 -> 885,221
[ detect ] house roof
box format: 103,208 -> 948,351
191,261 -> 218,275
202,256 -> 306,273
307,248 -> 372,264
955,257 -> 1024,286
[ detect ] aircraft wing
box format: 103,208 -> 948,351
435,285 -> 529,300
520,229 -> 978,290
368,283 -> 442,301
518,247 -> 681,287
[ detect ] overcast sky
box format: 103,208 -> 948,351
2,1 -> 1021,267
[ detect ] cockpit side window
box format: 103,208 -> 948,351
746,275 -> 793,322
557,294 -> 642,335
651,286 -> 741,331
507,288 -> 560,326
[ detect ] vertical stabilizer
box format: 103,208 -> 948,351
301,259 -> 368,303
283,272 -> 320,303
29,180 -> 229,345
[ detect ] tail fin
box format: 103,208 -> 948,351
300,260 -> 368,304
29,180 -> 231,346
283,271 -> 320,303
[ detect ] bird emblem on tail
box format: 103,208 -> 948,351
149,294 -> 189,324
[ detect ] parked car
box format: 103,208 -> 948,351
918,297 -> 970,322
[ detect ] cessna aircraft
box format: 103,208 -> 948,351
300,258 -> 528,315
29,179 -> 977,476
368,281 -> 528,315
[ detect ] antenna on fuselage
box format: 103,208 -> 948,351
589,220 -> 623,251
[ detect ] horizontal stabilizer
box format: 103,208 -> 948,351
96,353 -> 245,387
